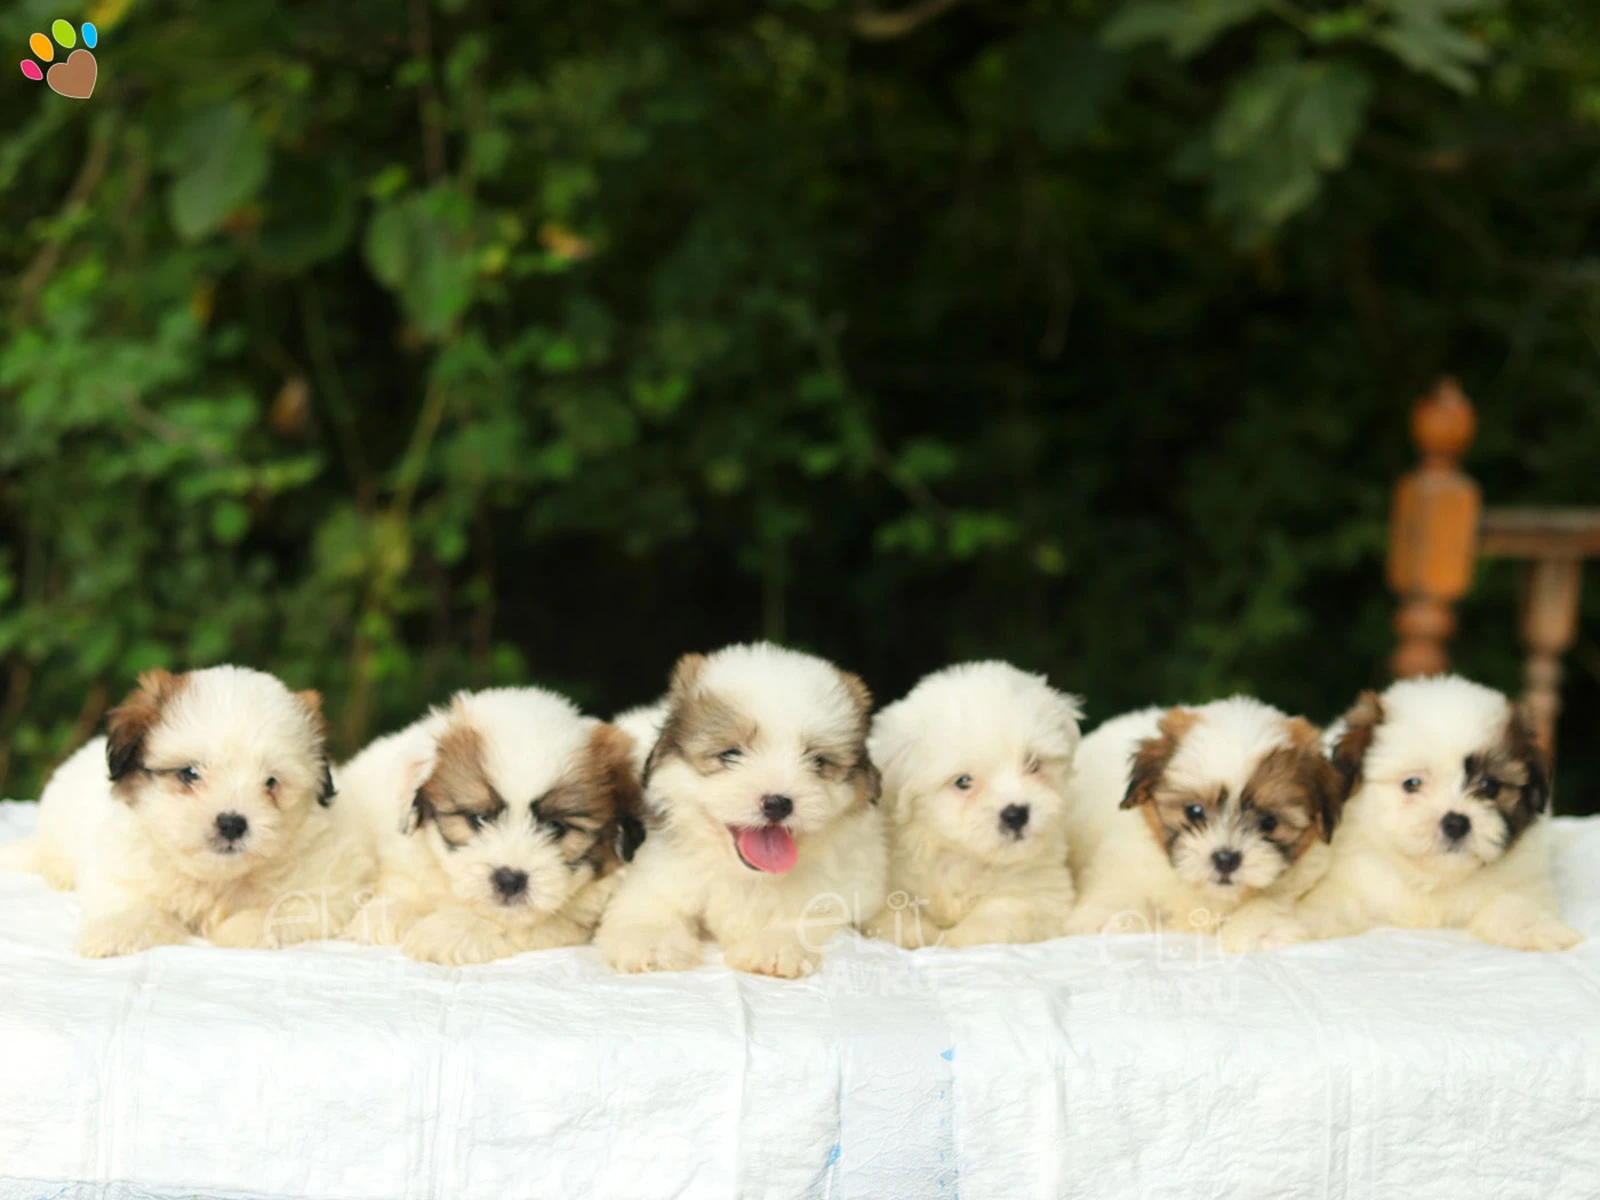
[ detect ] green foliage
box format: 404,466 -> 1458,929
2,0 -> 1599,809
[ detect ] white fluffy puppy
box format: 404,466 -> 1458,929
595,642 -> 887,978
863,662 -> 1082,948
0,666 -> 370,957
1064,698 -> 1343,953
1298,676 -> 1580,952
338,687 -> 646,965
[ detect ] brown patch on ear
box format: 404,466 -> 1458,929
852,758 -> 883,809
295,689 -> 336,807
1488,702 -> 1551,841
583,723 -> 647,871
838,669 -> 873,729
105,669 -> 188,795
644,653 -> 711,784
1121,707 -> 1197,810
412,719 -> 503,844
1330,691 -> 1384,800
1244,739 -> 1345,854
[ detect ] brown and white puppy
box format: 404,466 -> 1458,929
0,666 -> 369,957
339,687 -> 646,965
863,661 -> 1083,949
594,642 -> 888,978
1064,697 -> 1343,952
1297,676 -> 1580,951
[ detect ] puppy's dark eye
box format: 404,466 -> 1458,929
176,766 -> 200,786
808,753 -> 834,774
1402,776 -> 1424,794
1184,804 -> 1206,825
1258,813 -> 1278,835
464,812 -> 487,832
1024,755 -> 1042,775
953,774 -> 974,791
717,748 -> 743,766
544,817 -> 569,837
264,777 -> 278,792
1480,779 -> 1502,800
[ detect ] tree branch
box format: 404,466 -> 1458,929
852,0 -> 971,40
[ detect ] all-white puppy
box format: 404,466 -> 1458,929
338,687 -> 646,965
0,666 -> 370,957
1064,698 -> 1343,953
863,661 -> 1082,949
1297,676 -> 1580,952
595,642 -> 887,978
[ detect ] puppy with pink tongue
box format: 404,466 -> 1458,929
595,643 -> 887,978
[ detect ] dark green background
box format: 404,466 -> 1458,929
2,0 -> 1597,808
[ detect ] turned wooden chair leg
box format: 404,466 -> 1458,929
1387,379 -> 1482,679
1519,556 -> 1582,758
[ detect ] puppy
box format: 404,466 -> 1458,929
1064,698 -> 1342,953
1297,676 -> 1580,952
339,687 -> 646,965
594,642 -> 887,978
3,666 -> 368,957
863,662 -> 1082,948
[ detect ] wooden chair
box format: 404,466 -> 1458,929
1387,378 -> 1600,755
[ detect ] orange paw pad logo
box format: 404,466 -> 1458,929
20,20 -> 98,99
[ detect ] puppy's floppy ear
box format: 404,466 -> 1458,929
1329,690 -> 1384,799
644,653 -> 709,784
398,748 -> 440,835
587,722 -> 649,866
1506,701 -> 1551,818
296,689 -> 337,807
838,669 -> 874,724
105,669 -> 185,787
1287,716 -> 1344,842
1121,707 -> 1196,810
854,758 -> 883,808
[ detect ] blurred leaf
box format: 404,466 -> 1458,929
166,104 -> 270,242
1103,0 -> 1269,59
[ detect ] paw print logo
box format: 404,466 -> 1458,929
19,20 -> 98,99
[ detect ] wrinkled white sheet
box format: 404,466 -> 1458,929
2,800 -> 1599,1200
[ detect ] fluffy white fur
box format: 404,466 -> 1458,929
1,666 -> 372,957
862,661 -> 1081,948
613,700 -> 667,777
595,642 -> 888,978
338,687 -> 644,965
1064,698 -> 1339,953
1298,676 -> 1580,952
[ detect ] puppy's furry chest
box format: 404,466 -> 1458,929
908,855 -> 993,928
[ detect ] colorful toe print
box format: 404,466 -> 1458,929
20,20 -> 98,98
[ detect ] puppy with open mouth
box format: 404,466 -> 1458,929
1297,676 -> 1581,952
0,666 -> 369,957
338,687 -> 646,966
863,661 -> 1082,948
1064,698 -> 1344,953
594,642 -> 887,978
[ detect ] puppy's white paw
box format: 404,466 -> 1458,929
601,925 -> 703,974
403,911 -> 519,966
724,931 -> 820,979
1473,915 -> 1583,953
941,920 -> 1007,950
209,909 -> 274,949
78,910 -> 189,958
863,908 -> 939,949
1220,916 -> 1311,955
341,895 -> 419,945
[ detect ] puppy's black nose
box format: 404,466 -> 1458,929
214,812 -> 248,843
1440,812 -> 1471,842
999,804 -> 1030,833
761,794 -> 793,823
492,867 -> 529,900
1211,848 -> 1242,877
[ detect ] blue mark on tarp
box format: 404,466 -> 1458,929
940,1046 -> 954,1061
826,1144 -> 841,1166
